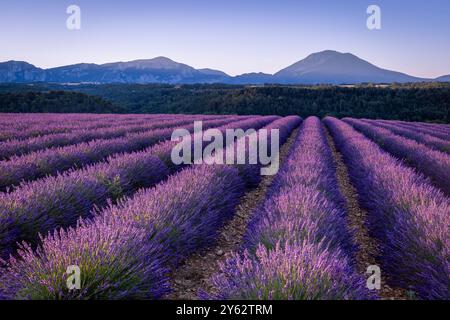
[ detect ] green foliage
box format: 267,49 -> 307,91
0,83 -> 448,122
0,90 -> 124,113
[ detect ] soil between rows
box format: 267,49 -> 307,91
166,124 -> 408,300
324,127 -> 407,300
165,126 -> 301,300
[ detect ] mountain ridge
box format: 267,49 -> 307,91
0,51 -> 447,84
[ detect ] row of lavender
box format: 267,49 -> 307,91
326,118 -> 448,299
0,114 -> 180,141
0,115 -> 165,142
0,116 -> 248,190
373,120 -> 450,141
205,117 -> 449,300
0,114 -> 447,299
0,116 -> 301,299
343,118 -> 450,194
0,115 -> 233,159
0,113 -> 172,127
0,116 -> 277,260
206,117 -> 372,299
363,120 -> 450,153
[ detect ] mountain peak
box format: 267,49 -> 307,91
151,56 -> 175,62
0,60 -> 45,83
309,49 -> 343,56
0,60 -> 40,69
101,56 -> 189,70
286,50 -> 360,70
274,50 -> 422,84
304,50 -> 354,60
0,50 -> 439,84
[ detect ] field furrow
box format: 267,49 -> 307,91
0,116 -> 250,190
325,117 -> 449,299
0,115 -> 230,159
205,117 -> 372,300
0,115 -> 175,142
381,120 -> 450,140
0,113 -> 447,301
0,116 -> 299,299
343,118 -> 450,194
365,120 -> 450,153
166,117 -> 302,299
0,116 -> 276,260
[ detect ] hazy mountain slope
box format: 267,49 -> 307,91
197,68 -> 231,83
45,57 -> 204,83
274,50 -> 425,84
231,72 -> 274,84
435,75 -> 450,82
0,61 -> 46,82
0,51 -> 440,84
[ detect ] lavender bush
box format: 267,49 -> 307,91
0,116 -> 208,159
366,120 -> 450,153
0,115 -> 298,299
212,242 -> 370,300
207,117 -> 371,300
377,120 -> 450,143
325,117 -> 449,300
0,116 -> 275,260
0,165 -> 245,299
0,117 -> 239,190
344,118 -> 450,194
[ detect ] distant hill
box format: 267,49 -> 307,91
197,68 -> 231,83
273,50 -> 426,84
0,61 -> 45,82
232,72 -> 274,84
0,51 -> 448,84
44,57 -> 217,84
435,74 -> 450,82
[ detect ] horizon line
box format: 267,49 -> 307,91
1,49 -> 449,79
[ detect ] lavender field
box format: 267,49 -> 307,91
0,113 -> 448,300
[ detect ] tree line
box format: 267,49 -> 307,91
0,83 -> 448,123
0,91 -> 121,113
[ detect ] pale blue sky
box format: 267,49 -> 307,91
0,0 -> 449,77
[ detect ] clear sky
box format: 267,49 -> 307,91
0,0 -> 449,77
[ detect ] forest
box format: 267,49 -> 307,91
0,82 -> 448,122
0,90 -> 121,113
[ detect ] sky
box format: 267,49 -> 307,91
0,0 -> 449,78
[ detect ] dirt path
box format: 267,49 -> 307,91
324,127 -> 407,300
165,127 -> 300,300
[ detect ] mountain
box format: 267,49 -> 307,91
197,68 -> 231,82
45,57 -> 206,83
197,68 -> 229,77
0,61 -> 45,82
435,75 -> 450,82
0,51 -> 447,84
274,50 -> 425,84
232,72 -> 274,84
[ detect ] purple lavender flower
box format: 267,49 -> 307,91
0,164 -> 245,299
325,117 -> 449,299
365,120 -> 450,153
207,117 -> 370,300
343,117 -> 450,194
211,242 -> 369,300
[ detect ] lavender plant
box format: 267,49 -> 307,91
207,117 -> 371,300
344,118 -> 450,194
366,120 -> 450,153
0,164 -> 245,299
325,117 -> 449,299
